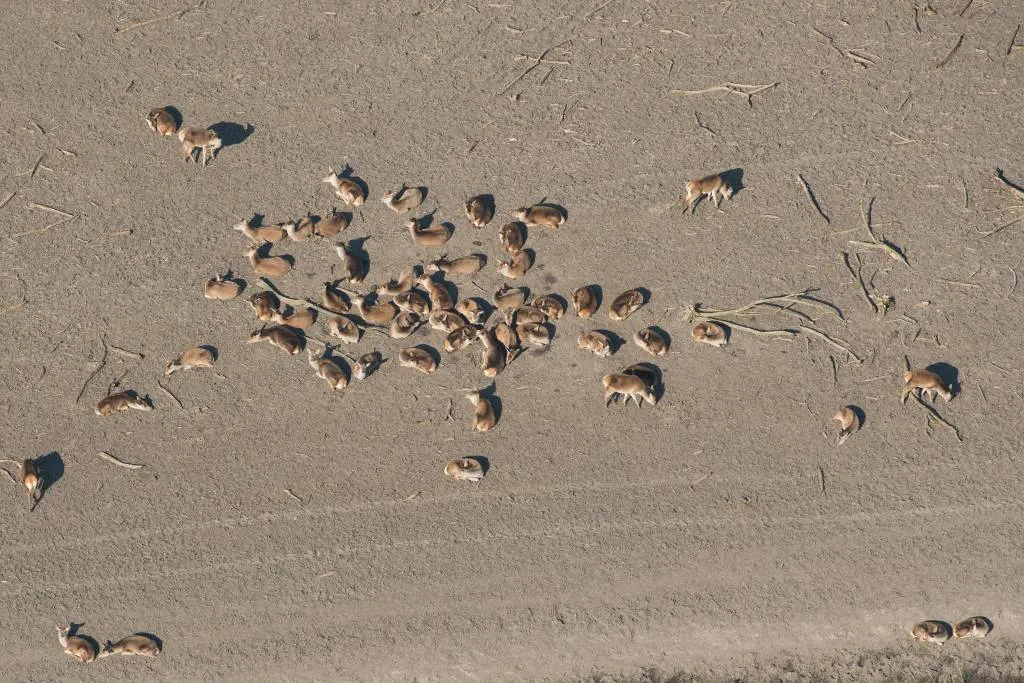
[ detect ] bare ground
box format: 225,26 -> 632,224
1,0 -> 1024,681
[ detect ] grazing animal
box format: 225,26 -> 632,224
498,222 -> 526,253
326,315 -> 361,344
633,328 -> 668,356
351,294 -> 397,326
683,172 -> 734,212
248,291 -> 280,322
602,373 -> 656,408
496,248 -> 532,279
178,127 -> 222,166
953,617 -> 992,639
233,218 -> 288,244
353,351 -> 383,380
902,369 -> 953,403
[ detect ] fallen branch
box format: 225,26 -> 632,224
798,324 -> 862,362
849,196 -> 909,267
157,381 -> 184,409
994,168 -> 1024,201
27,202 -> 73,217
977,214 -> 1024,238
685,289 -> 842,323
797,174 -> 830,224
910,393 -> 963,442
498,38 -> 573,94
75,338 -> 109,403
842,252 -> 876,315
671,81 -> 779,105
935,33 -> 964,69
98,451 -> 144,469
114,1 -> 203,33
109,344 -> 145,359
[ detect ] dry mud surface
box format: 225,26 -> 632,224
1,1 -> 1023,681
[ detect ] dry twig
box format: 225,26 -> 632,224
671,81 -> 779,105
849,196 -> 909,267
115,2 -> 203,33
98,451 -> 144,469
797,174 -> 830,224
157,381 -> 184,409
75,338 -> 108,403
935,33 -> 964,69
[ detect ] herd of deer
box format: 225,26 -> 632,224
7,107 -> 982,664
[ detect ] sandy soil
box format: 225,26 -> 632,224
2,0 -> 1023,680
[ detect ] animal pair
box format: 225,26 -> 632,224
912,617 -> 992,644
58,625 -> 161,663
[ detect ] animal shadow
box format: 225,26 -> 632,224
926,362 -> 960,398
34,451 -> 64,508
471,193 -> 494,218
414,344 -> 441,367
848,405 -> 867,430
646,325 -> 671,351
323,347 -> 351,376
257,243 -> 294,266
594,329 -> 625,355
209,121 -> 254,148
337,165 -> 369,199
541,292 -> 569,314
134,632 -> 164,649
223,273 -> 247,296
463,296 -> 494,323
627,362 -> 664,402
68,624 -> 101,655
161,106 -> 182,130
635,287 -> 652,306
342,236 -> 372,278
198,345 -> 218,362
477,383 -> 502,423
720,168 -> 745,197
469,455 -> 490,475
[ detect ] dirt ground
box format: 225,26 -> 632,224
2,0 -> 1023,681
